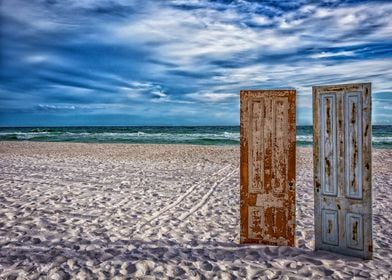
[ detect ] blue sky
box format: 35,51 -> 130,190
0,0 -> 391,126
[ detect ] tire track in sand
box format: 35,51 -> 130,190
135,164 -> 231,232
178,167 -> 237,221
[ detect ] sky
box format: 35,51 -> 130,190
0,0 -> 391,126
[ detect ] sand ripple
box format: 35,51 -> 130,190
0,142 -> 391,279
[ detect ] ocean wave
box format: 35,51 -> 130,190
0,131 -> 241,142
296,135 -> 313,142
0,132 -> 390,142
372,136 -> 392,143
0,129 -> 391,146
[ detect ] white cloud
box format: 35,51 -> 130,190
112,2 -> 300,69
310,51 -> 356,59
37,104 -> 76,110
296,94 -> 313,109
186,92 -> 238,103
119,87 -> 143,100
151,91 -> 167,98
25,55 -> 48,64
117,81 -> 161,100
249,15 -> 273,26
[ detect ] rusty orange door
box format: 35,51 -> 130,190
313,83 -> 372,259
240,90 -> 296,246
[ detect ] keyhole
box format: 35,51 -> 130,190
327,220 -> 332,234
352,221 -> 358,241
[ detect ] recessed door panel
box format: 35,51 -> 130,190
320,94 -> 338,196
322,209 -> 339,246
346,213 -> 364,251
345,92 -> 363,199
272,98 -> 288,195
249,99 -> 264,194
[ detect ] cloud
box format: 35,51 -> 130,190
186,92 -> 238,103
0,0 -> 391,125
309,51 -> 356,59
36,104 -> 76,111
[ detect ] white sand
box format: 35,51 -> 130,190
0,141 -> 391,279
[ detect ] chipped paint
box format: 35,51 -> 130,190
320,94 -> 338,196
345,92 -> 363,199
353,221 -> 358,241
240,90 -> 296,246
313,83 -> 372,259
328,219 -> 333,234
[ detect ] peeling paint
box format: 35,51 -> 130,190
352,221 -> 358,241
313,83 -> 372,259
328,220 -> 333,234
240,90 -> 296,246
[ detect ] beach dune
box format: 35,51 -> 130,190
0,142 -> 391,279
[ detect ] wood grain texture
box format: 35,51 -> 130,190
240,90 -> 296,246
313,83 -> 372,259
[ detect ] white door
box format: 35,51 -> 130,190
313,83 -> 372,259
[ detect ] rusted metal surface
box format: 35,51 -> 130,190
240,90 -> 296,246
313,83 -> 372,259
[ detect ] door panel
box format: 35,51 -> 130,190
345,92 -> 363,199
249,99 -> 264,193
346,213 -> 364,251
320,94 -> 338,196
272,98 -> 288,195
322,209 -> 339,246
313,83 -> 372,259
240,90 -> 296,246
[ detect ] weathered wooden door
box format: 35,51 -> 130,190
313,83 -> 372,259
240,90 -> 296,246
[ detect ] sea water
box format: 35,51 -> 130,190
0,126 -> 391,148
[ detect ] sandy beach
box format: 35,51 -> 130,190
0,141 -> 391,279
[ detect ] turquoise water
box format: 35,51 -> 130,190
0,126 -> 391,148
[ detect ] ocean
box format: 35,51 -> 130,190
0,126 -> 391,148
